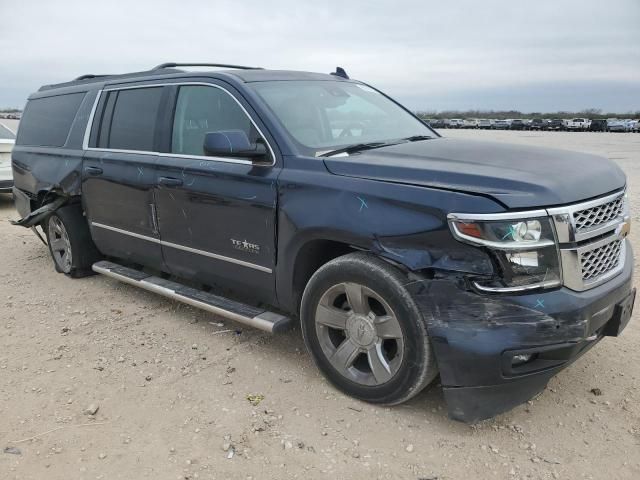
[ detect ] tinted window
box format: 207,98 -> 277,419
16,92 -> 85,147
107,87 -> 163,151
171,85 -> 254,156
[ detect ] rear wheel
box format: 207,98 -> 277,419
301,252 -> 438,405
45,204 -> 102,277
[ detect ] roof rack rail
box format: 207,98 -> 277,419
152,62 -> 262,71
74,74 -> 109,81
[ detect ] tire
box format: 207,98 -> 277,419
45,204 -> 102,278
300,252 -> 438,405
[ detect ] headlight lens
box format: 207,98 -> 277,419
449,215 -> 561,291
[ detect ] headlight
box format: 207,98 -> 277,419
448,214 -> 561,292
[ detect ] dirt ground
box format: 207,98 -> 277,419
1,130 -> 639,480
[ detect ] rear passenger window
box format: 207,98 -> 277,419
105,87 -> 163,151
171,85 -> 255,156
17,92 -> 85,147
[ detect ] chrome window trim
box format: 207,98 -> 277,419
82,90 -> 102,150
91,222 -> 272,274
82,82 -> 277,167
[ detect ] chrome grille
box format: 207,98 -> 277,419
573,195 -> 624,231
580,240 -> 622,281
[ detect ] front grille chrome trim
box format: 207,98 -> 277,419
549,189 -> 629,291
547,189 -> 626,243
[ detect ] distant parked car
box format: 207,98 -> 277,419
607,119 -> 632,132
566,118 -> 590,131
589,119 -> 608,132
429,118 -> 446,129
492,119 -> 511,130
510,119 -> 526,130
529,118 -> 546,130
448,119 -> 463,128
0,123 -> 16,193
462,118 -> 479,129
477,119 -> 493,129
634,120 -> 640,133
547,119 -> 564,131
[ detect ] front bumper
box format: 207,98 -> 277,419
408,241 -> 634,422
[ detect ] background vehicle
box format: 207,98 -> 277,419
548,119 -> 564,131
509,119 -> 526,130
448,118 -> 463,128
566,118 -> 591,131
0,123 -> 16,193
589,119 -> 608,132
462,118 -> 479,129
11,63 -> 635,423
492,119 -> 511,130
477,119 -> 493,129
427,118 -> 446,129
529,118 -> 546,130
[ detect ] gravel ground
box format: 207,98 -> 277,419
1,130 -> 639,480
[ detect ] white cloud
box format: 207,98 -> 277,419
0,0 -> 638,110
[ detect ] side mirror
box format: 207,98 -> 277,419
203,130 -> 268,160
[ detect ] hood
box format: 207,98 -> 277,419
323,138 -> 626,209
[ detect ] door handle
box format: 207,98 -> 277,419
85,166 -> 103,176
158,176 -> 183,187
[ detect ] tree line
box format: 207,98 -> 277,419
415,108 -> 640,120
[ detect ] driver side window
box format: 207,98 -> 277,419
171,85 -> 257,156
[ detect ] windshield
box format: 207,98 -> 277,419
250,80 -> 434,154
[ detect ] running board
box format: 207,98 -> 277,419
92,260 -> 291,333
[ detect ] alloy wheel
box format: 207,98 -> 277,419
314,282 -> 405,386
48,216 -> 73,272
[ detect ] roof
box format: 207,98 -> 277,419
38,64 -> 350,92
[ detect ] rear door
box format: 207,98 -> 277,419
153,82 -> 280,303
82,86 -> 165,269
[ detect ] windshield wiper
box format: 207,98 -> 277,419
401,135 -> 433,142
319,142 -> 388,157
320,141 -> 402,157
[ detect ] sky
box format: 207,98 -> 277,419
1,0 -> 639,113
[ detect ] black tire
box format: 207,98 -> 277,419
300,252 -> 438,405
45,204 -> 102,278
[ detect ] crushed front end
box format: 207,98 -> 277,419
410,189 -> 635,422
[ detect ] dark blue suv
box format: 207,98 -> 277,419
11,63 -> 635,422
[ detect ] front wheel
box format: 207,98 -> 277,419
301,252 -> 438,405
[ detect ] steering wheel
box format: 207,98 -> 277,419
338,122 -> 364,138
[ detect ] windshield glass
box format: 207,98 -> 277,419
250,80 -> 433,154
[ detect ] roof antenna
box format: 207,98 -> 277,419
330,67 -> 349,79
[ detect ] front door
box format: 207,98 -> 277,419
82,86 -> 164,269
153,83 -> 280,304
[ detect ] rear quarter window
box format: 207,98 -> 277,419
16,92 -> 85,147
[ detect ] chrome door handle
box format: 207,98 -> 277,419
158,176 -> 183,187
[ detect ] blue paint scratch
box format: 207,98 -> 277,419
357,196 -> 368,212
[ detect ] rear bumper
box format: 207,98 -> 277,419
408,241 -> 634,422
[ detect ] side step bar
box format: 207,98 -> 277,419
92,260 -> 292,333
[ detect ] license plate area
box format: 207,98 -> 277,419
604,288 -> 636,337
